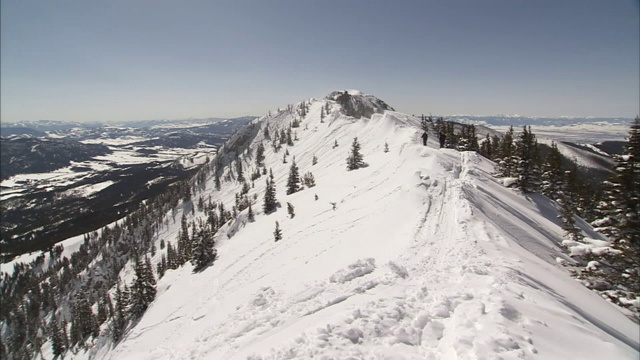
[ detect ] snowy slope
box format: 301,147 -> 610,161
82,92 -> 637,359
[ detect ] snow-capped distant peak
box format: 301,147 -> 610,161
326,89 -> 395,119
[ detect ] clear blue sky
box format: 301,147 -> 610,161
1,0 -> 638,122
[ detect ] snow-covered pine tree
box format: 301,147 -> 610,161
586,116 -> 640,311
263,169 -> 278,213
347,137 -> 366,170
274,221 -> 282,242
286,158 -> 301,194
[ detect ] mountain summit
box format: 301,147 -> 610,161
326,89 -> 394,119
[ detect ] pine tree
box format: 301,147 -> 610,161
256,143 -> 266,167
235,159 -> 245,183
302,172 -> 316,187
384,142 -> 389,153
515,126 -> 539,193
215,171 -> 221,190
129,256 -> 157,319
247,202 -> 255,222
586,116 -> 640,310
287,202 -> 295,218
49,316 -> 66,357
263,169 -> 278,213
540,141 -> 564,198
274,221 -> 282,242
479,134 -> 492,159
111,281 -> 128,342
497,126 -> 516,177
191,221 -> 217,272
346,137 -> 366,170
71,291 -> 99,341
177,214 -> 191,265
312,154 -> 318,165
286,158 -> 301,194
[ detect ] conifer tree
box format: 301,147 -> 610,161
558,168 -> 582,241
235,159 -> 245,183
129,256 -> 157,319
541,141 -> 564,198
110,281 -> 128,342
384,142 -> 389,153
274,221 -> 282,242
287,202 -> 295,218
50,316 -> 66,357
586,117 -> 640,310
515,126 -> 539,192
497,126 -> 516,177
312,154 -> 318,165
191,221 -> 217,272
256,143 -> 266,167
347,137 -> 366,170
479,134 -> 492,158
70,291 -> 99,341
286,158 -> 301,194
263,169 -> 278,213
214,171 -> 221,190
248,202 -> 255,222
303,172 -> 316,187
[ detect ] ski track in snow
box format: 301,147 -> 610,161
65,97 -> 638,360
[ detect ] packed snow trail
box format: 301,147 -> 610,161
86,93 -> 637,360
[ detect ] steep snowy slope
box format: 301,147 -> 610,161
90,92 -> 637,359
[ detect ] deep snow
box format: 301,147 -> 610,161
35,93 -> 640,359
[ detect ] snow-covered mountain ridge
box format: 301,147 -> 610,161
24,91 -> 639,359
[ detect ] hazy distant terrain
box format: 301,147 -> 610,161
0,117 -> 254,258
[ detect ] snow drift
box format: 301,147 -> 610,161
72,92 -> 639,359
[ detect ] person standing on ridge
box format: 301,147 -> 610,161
421,131 -> 428,146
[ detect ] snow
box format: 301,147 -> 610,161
42,93 -> 639,359
66,180 -> 115,197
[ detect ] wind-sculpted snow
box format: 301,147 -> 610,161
83,92 -> 637,360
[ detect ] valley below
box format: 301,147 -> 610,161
0,117 -> 253,259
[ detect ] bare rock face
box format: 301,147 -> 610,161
327,90 -> 395,119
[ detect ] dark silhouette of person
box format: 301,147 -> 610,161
421,132 -> 428,146
439,132 -> 446,148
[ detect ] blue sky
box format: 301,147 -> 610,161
1,0 -> 638,122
